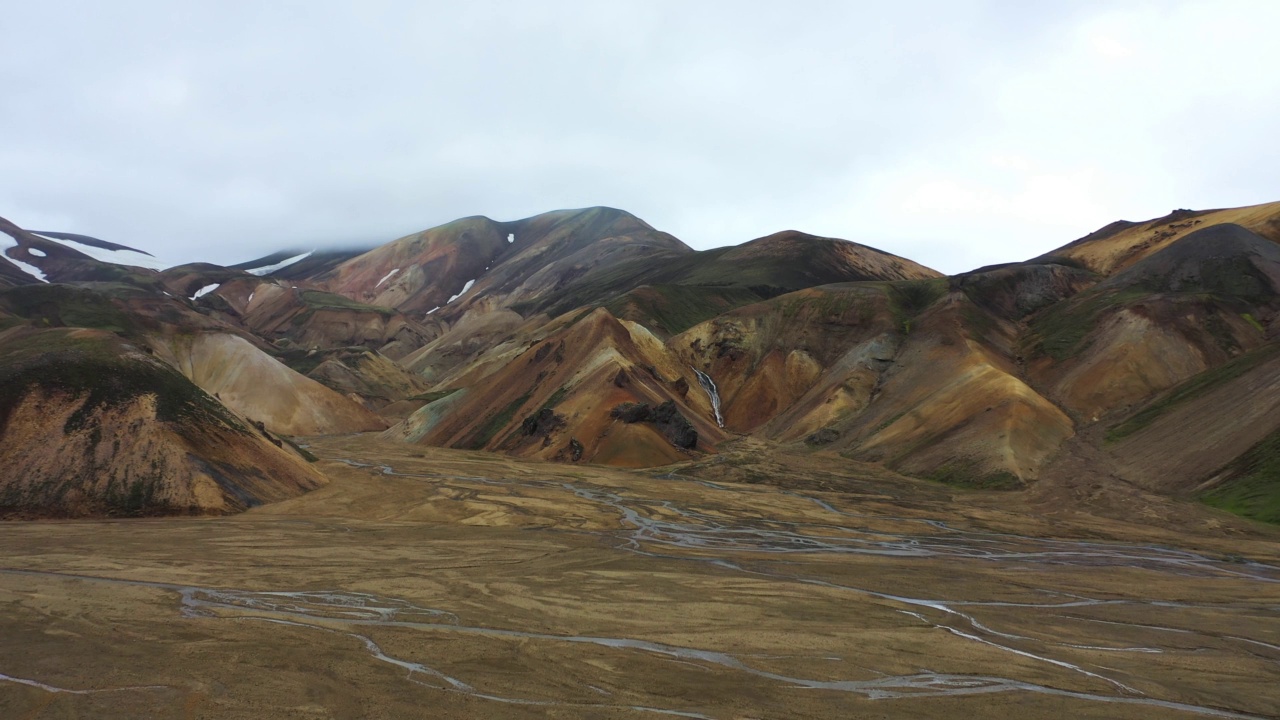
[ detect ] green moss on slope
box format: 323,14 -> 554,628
0,284 -> 138,333
409,388 -> 461,403
605,285 -> 765,336
461,391 -> 532,450
299,290 -> 397,316
0,330 -> 247,437
887,278 -> 947,333
1202,427 -> 1280,524
1026,287 -> 1147,361
1107,344 -> 1280,442
925,460 -> 1022,491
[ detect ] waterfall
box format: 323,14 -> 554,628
692,367 -> 724,428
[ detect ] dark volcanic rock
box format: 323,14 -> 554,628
805,428 -> 840,447
653,401 -> 698,449
520,408 -> 565,437
610,402 -> 652,423
671,376 -> 690,396
610,400 -> 698,449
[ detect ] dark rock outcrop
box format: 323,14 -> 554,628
610,400 -> 697,449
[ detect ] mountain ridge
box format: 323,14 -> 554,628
2,200 -> 1280,524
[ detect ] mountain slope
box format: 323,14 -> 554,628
1026,223 -> 1279,420
310,207 -> 693,323
0,215 -> 168,287
153,333 -> 387,436
1038,201 -> 1280,276
0,326 -> 325,517
0,282 -> 388,437
388,307 -> 726,466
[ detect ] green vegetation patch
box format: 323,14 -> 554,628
605,284 -> 764,336
0,331 -> 247,436
299,290 -> 397,316
281,437 -> 319,463
276,346 -> 377,376
924,460 -> 1023,491
0,284 -> 136,333
537,385 -> 570,413
887,278 -> 947,333
277,348 -> 330,375
778,287 -> 870,325
410,387 -> 462,404
961,302 -> 1000,341
461,391 -> 532,450
1039,255 -> 1091,271
1107,343 -> 1280,442
564,306 -> 597,328
1201,426 -> 1280,524
1183,255 -> 1272,299
1026,286 -> 1146,361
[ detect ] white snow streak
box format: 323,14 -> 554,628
249,251 -> 312,276
376,268 -> 400,287
33,233 -> 168,270
6,255 -> 47,282
0,236 -> 48,282
28,248 -> 46,257
446,279 -> 475,304
192,283 -> 219,300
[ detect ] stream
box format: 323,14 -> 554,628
692,368 -> 724,428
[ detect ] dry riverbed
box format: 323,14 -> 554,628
1,434 -> 1278,719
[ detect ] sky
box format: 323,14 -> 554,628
2,1 -> 1279,274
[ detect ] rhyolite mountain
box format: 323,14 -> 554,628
3,202 -> 1280,524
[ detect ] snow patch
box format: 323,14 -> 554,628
247,291 -> 255,305
32,233 -> 168,270
6,255 -> 47,282
375,268 -> 400,287
426,306 -> 440,315
507,233 -> 515,244
446,279 -> 475,304
0,236 -> 48,282
249,251 -> 312,276
28,248 -> 46,257
192,283 -> 219,300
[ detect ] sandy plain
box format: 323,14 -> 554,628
0,434 -> 1278,719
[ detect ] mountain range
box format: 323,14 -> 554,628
2,201 -> 1279,524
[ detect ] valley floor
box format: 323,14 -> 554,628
1,435 -> 1279,719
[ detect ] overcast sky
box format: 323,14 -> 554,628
3,1 -> 1278,273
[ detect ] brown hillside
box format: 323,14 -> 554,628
0,326 -> 324,517
152,333 -> 387,436
388,307 -> 725,467
322,216 -> 511,313
236,281 -> 434,358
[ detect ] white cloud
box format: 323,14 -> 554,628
0,1 -> 1276,275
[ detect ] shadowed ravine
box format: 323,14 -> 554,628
0,436 -> 1277,718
